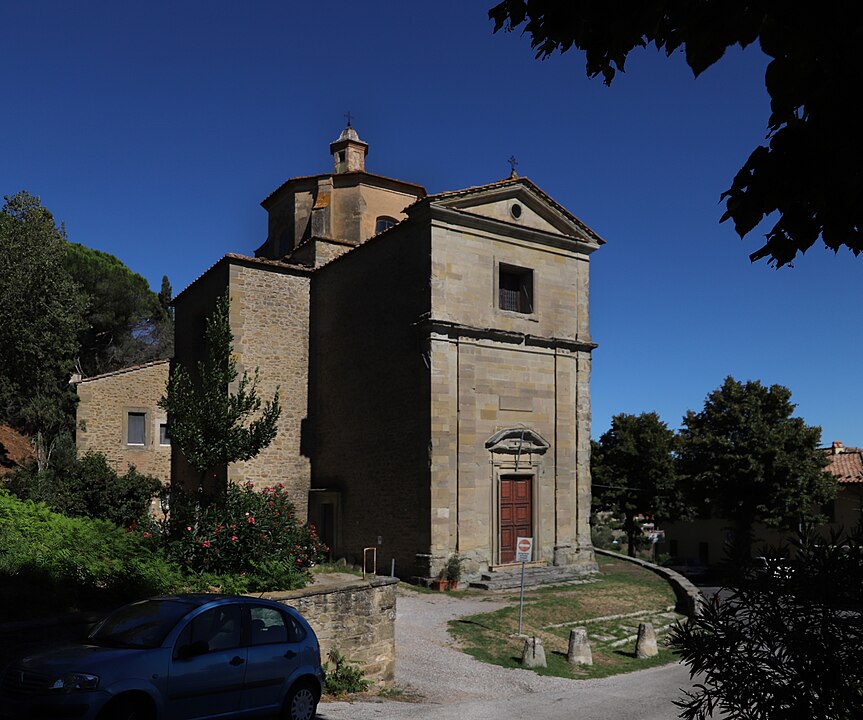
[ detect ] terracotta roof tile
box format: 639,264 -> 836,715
262,170 -> 426,206
173,254 -> 313,304
823,444 -> 863,484
75,358 -> 170,384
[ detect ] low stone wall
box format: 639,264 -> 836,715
263,575 -> 398,685
594,548 -> 705,618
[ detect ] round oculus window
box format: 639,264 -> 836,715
510,203 -> 523,219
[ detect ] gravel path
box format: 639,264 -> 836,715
318,587 -> 693,720
392,588 -> 582,703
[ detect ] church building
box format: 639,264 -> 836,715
80,125 -> 604,581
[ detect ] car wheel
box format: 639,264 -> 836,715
283,682 -> 318,720
99,697 -> 152,720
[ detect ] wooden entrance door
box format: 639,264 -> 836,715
500,475 -> 532,563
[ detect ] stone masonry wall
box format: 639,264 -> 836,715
311,223 -> 431,577
427,220 -> 596,576
263,576 -> 398,685
75,360 -> 171,483
228,263 -> 312,518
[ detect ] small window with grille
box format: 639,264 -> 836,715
498,264 -> 534,314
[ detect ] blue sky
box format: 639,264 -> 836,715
2,2 -> 860,446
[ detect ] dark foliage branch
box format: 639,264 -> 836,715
668,528 -> 863,719
490,1 -> 863,266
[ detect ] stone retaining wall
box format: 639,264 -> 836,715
594,548 -> 705,618
263,575 -> 398,685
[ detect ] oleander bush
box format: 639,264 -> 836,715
162,481 -> 328,592
0,477 -> 328,618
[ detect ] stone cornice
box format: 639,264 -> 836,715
416,318 -> 597,353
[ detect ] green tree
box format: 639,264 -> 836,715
678,377 -> 835,556
489,2 -> 863,267
592,412 -> 683,557
0,192 -> 87,467
159,293 -> 281,506
4,434 -> 162,528
668,527 -> 863,719
66,243 -> 173,376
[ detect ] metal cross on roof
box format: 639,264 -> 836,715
508,155 -> 518,178
345,111 -> 354,128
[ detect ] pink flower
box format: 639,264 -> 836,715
247,516 -> 256,524
186,526 -> 192,532
231,535 -> 238,541
143,532 -> 151,538
202,540 -> 211,548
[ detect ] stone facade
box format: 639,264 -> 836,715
75,360 -> 171,483
170,256 -> 313,518
263,576 -> 398,685
77,126 -> 604,583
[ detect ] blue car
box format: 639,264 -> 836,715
0,594 -> 324,720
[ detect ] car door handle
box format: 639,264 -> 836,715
284,650 -> 297,659
229,656 -> 245,666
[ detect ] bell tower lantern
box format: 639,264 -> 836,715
330,122 -> 368,174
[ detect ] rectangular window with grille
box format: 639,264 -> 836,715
498,264 -> 534,314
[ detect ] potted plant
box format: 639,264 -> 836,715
445,554 -> 463,590
430,569 -> 448,592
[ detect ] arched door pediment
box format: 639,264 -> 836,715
485,427 -> 550,455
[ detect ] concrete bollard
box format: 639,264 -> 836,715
566,627 -> 593,666
635,622 -> 658,658
521,636 -> 547,668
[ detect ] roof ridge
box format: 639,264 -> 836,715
75,358 -> 170,384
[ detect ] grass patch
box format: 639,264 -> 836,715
448,555 -> 683,680
311,563 -> 362,576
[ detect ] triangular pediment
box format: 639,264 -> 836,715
429,178 -> 604,246
485,427 -> 550,455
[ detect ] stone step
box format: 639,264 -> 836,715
469,565 -> 597,591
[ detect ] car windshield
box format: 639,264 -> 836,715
89,599 -> 197,649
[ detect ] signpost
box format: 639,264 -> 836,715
516,536 -> 533,635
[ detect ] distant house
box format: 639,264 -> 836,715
76,124 -> 604,582
661,440 -> 863,565
822,441 -> 863,529
74,359 -> 171,484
